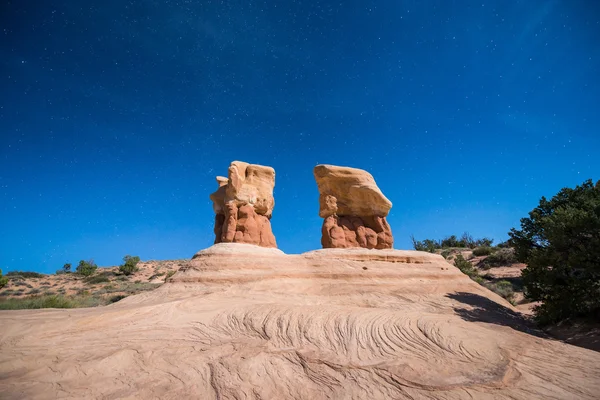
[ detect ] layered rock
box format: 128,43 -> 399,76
314,164 -> 393,249
210,161 -> 277,248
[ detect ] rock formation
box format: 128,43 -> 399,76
314,164 -> 393,249
4,244 -> 599,399
209,161 -> 277,248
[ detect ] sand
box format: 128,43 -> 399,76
0,243 -> 598,399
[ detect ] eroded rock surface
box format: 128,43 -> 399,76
210,161 -> 277,247
314,165 -> 393,249
2,244 -> 599,399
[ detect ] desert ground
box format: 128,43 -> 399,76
0,243 -> 599,399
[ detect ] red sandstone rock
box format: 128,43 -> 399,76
321,215 -> 393,249
210,161 -> 277,248
315,165 -> 393,249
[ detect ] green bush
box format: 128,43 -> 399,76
0,269 -> 8,289
76,260 -> 97,277
57,263 -> 71,274
479,248 -> 517,269
454,255 -> 477,278
472,247 -> 494,257
412,233 -> 494,251
119,255 -> 140,276
488,280 -> 515,304
85,275 -> 110,285
440,249 -> 451,259
410,236 -> 440,252
0,295 -> 75,310
509,179 -> 600,324
6,271 -> 45,279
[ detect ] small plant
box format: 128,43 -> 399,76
440,249 -> 451,259
479,248 -> 517,269
56,263 -> 72,275
165,270 -> 176,281
148,271 -> 166,280
85,275 -> 110,285
109,294 -> 127,304
454,255 -> 477,278
6,271 -> 45,279
412,233 -> 494,251
472,247 -> 494,257
119,255 -> 140,276
487,280 -> 516,305
76,260 -> 97,277
410,235 -> 440,252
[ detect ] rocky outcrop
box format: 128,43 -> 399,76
314,165 -> 393,249
210,161 -> 277,248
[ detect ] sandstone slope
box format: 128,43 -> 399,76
0,244 -> 598,399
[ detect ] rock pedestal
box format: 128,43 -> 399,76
210,161 -> 277,248
314,164 -> 393,249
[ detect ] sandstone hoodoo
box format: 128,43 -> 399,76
314,164 -> 393,249
209,161 -> 277,247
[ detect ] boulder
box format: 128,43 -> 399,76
210,161 -> 277,248
314,165 -> 393,249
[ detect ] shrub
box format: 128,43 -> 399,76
412,233 -> 494,251
489,280 -> 515,304
410,236 -> 440,252
165,270 -> 176,281
479,248 -> 517,269
6,271 -> 45,279
454,255 -> 477,278
109,294 -> 127,303
119,255 -> 140,276
474,237 -> 494,248
85,275 -> 110,285
441,235 -> 462,248
509,179 -> 600,324
0,269 -> 8,289
0,295 -> 75,310
440,249 -> 452,259
148,271 -> 166,280
76,260 -> 97,277
472,247 -> 494,257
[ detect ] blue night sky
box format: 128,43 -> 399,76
1,1 -> 598,273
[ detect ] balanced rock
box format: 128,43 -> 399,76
210,161 -> 277,248
314,164 -> 393,249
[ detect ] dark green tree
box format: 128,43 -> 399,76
76,260 -> 97,277
509,179 -> 600,324
119,255 -> 141,276
0,268 -> 8,289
